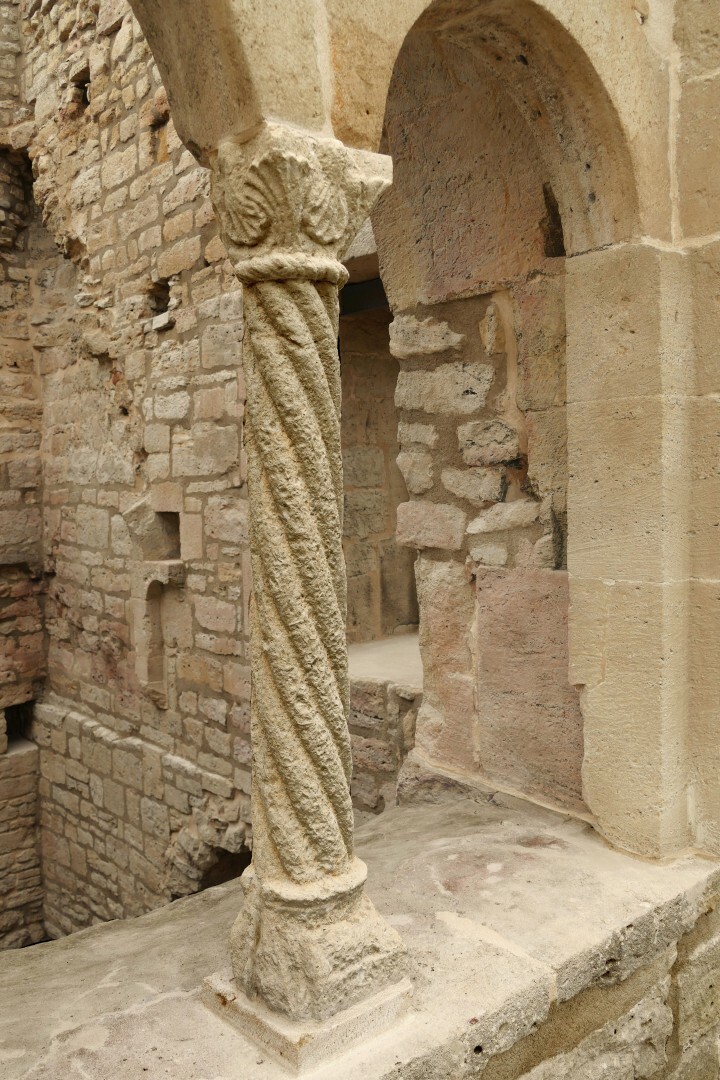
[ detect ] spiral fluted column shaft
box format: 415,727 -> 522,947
242,272 -> 354,886
211,123 -> 403,1024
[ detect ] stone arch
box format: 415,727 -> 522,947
373,0 -> 679,853
375,0 -> 639,310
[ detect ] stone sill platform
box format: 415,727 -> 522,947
348,631 -> 423,688
2,792 -> 720,1079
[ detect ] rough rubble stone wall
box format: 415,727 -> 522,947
0,739 -> 42,948
0,0 -> 21,129
0,145 -> 70,946
349,678 -> 419,815
0,156 -> 52,714
0,0 -> 417,937
375,27 -> 583,813
340,306 -> 418,643
17,0 -> 254,934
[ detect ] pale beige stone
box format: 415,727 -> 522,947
473,567 -> 584,811
458,419 -> 520,466
388,314 -> 463,359
441,466 -> 505,506
211,122 -> 404,1023
467,499 -> 540,535
8,1 -> 720,1068
397,422 -> 437,449
395,363 -> 494,415
396,501 -> 466,551
396,450 -> 433,495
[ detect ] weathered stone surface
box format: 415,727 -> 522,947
0,741 -> 42,950
397,449 -> 433,495
397,422 -> 438,449
517,982 -> 672,1079
472,567 -> 584,811
458,419 -> 521,466
388,314 -> 464,359
3,796 -> 720,1080
7,0 -> 720,1063
396,501 -> 466,550
411,557 -> 476,774
211,122 -> 404,1021
467,499 -> 540,534
395,363 -> 494,415
441,466 -> 505,506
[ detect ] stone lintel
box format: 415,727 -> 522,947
202,971 -> 413,1073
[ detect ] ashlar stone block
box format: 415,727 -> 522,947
395,362 -> 494,416
396,501 -> 466,551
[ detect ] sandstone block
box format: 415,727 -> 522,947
180,515 -> 203,560
97,0 -> 126,37
100,145 -> 137,190
398,422 -> 438,448
194,596 -> 236,634
389,314 -> 463,359
157,236 -> 201,279
473,566 -> 584,809
7,456 -> 41,489
396,501 -> 466,550
468,539 -> 508,567
344,491 -> 388,539
205,495 -> 248,544
194,387 -> 226,421
467,499 -> 539,534
566,246 -> 684,404
397,450 -> 433,495
679,74 -> 720,236
567,396 -> 684,583
676,929 -> 720,1046
75,506 -> 110,549
143,424 -> 170,454
155,392 -> 190,420
396,362 -> 494,416
442,466 -> 505,505
458,419 -> 520,466
172,424 -> 238,477
201,324 -> 242,369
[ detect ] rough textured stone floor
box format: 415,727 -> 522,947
1,793 -> 718,1079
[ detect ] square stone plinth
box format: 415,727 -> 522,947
2,793 -> 720,1079
202,971 -> 413,1072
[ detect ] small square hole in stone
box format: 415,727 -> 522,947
4,701 -> 33,743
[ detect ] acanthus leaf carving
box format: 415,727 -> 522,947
211,124 -> 388,278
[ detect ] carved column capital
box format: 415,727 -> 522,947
210,122 -> 390,284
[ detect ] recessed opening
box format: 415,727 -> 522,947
198,848 -> 252,891
340,282 -> 418,645
70,65 -> 91,114
145,581 -> 167,708
148,278 -> 171,316
541,182 -> 566,258
149,101 -> 171,163
155,512 -> 180,559
4,701 -> 33,743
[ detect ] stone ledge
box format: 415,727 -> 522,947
2,794 -> 720,1079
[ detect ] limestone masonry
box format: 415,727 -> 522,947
2,0 -> 720,1076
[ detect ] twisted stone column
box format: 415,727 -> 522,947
211,124 -> 404,1023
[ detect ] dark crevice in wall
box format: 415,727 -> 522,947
4,700 -> 34,742
541,182 -> 566,259
197,847 -> 252,892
